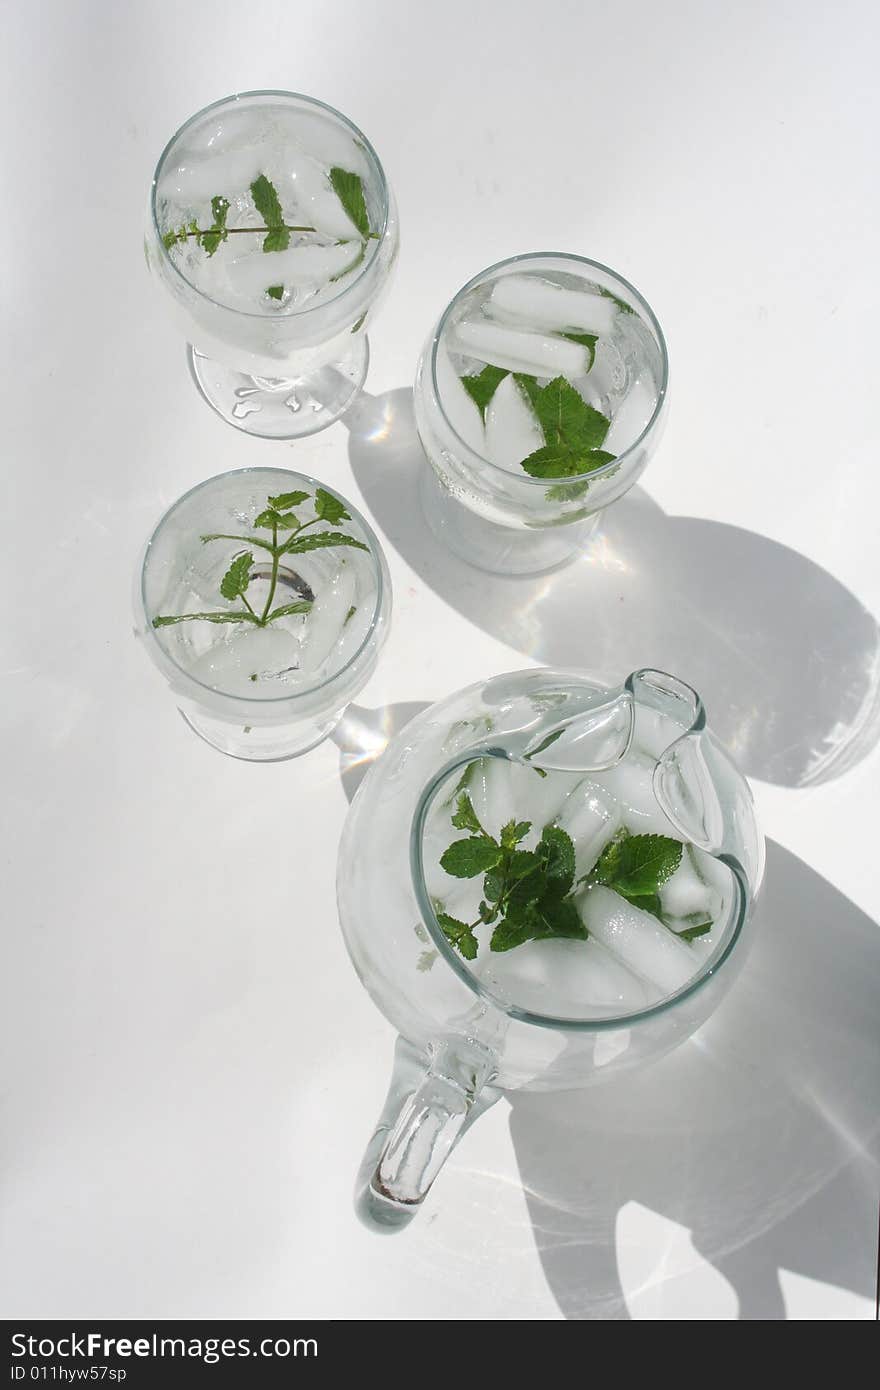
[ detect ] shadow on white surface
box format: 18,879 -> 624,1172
507,839 -> 880,1320
346,389 -> 880,789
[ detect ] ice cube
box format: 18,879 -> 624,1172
225,240 -> 363,298
479,935 -> 648,1015
451,320 -> 590,378
488,274 -> 618,336
604,376 -> 657,454
435,340 -> 486,453
284,150 -> 362,240
298,560 -> 357,673
576,885 -> 698,995
468,757 -> 513,840
484,372 -> 545,468
595,751 -> 679,837
508,763 -> 582,845
160,146 -> 267,207
282,110 -> 371,177
555,779 -> 622,878
660,845 -> 722,921
186,623 -> 303,697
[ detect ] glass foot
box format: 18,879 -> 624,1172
419,467 -> 600,576
187,336 -> 370,440
180,709 -> 342,762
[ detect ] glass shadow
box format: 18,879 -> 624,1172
345,389 -> 880,788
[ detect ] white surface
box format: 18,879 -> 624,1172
2,0 -> 879,1322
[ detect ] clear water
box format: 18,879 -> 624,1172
423,701 -> 733,1020
155,102 -> 381,315
437,267 -> 664,474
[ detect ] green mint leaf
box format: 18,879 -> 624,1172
201,195 -> 230,256
261,226 -> 290,253
483,867 -> 505,904
250,173 -> 289,253
562,331 -> 598,370
281,531 -> 368,556
162,230 -> 177,251
500,819 -> 531,850
506,849 -> 541,885
598,285 -> 633,314
329,167 -> 370,237
677,919 -> 712,942
460,364 -> 509,420
520,444 -> 586,479
589,831 -> 683,899
618,889 -> 663,919
538,825 -> 575,897
436,913 -> 478,961
200,532 -> 276,555
351,312 -> 367,333
516,374 -> 611,466
451,793 -> 484,835
268,490 -> 310,511
266,601 -> 312,621
254,507 -> 296,530
440,837 -> 502,879
330,239 -> 366,283
152,610 -> 257,627
266,285 -> 284,300
546,480 -> 588,502
344,605 -> 357,624
314,488 -> 351,525
490,897 -> 586,953
219,551 -> 254,601
211,195 -> 230,227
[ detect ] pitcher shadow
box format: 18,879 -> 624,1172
345,389 -> 880,789
507,839 -> 880,1319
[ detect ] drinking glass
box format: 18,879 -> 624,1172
146,91 -> 399,438
413,254 -> 668,575
137,468 -> 391,760
337,667 -> 763,1225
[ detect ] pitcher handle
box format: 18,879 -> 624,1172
358,1037 -> 499,1230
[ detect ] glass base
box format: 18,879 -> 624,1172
419,467 -> 599,576
187,336 -> 370,440
180,708 -> 341,762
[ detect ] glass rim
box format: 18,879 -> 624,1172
141,466 -> 387,706
429,252 -> 669,487
409,667 -> 749,1032
150,89 -> 390,320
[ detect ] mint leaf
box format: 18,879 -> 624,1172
314,488 -> 351,525
436,913 -> 478,961
527,375 -> 611,451
451,793 -> 484,835
266,285 -> 284,300
201,195 -> 230,255
281,531 -> 368,556
250,174 -> 290,252
351,312 -> 367,333
219,551 -> 254,601
562,331 -> 598,370
538,825 -> 575,897
677,919 -> 712,942
587,832 -> 683,924
254,507 -> 303,530
460,364 -> 509,420
266,601 -> 312,621
152,611 -> 257,627
440,837 -> 502,878
490,896 -> 586,952
522,445 -> 615,480
598,285 -> 633,315
329,167 -> 370,237
268,490 -> 309,511
500,819 -> 531,850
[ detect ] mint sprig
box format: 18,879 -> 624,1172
515,374 -> 613,479
434,798 -> 711,962
250,174 -> 290,252
151,485 -> 367,639
435,793 -> 587,959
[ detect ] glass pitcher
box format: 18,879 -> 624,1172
336,667 -> 764,1227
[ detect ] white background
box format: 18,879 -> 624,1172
2,0 -> 878,1320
